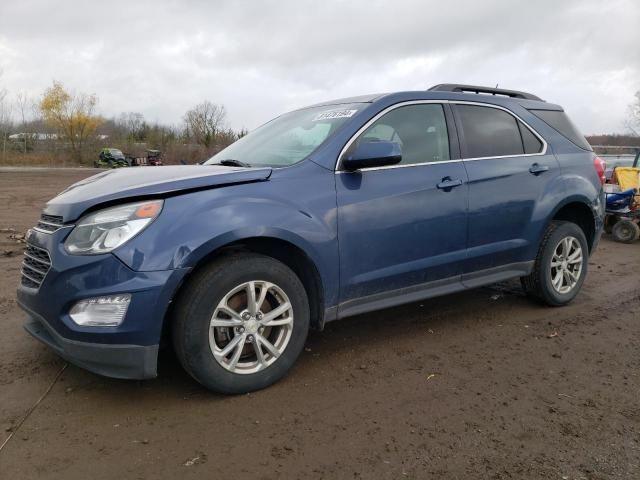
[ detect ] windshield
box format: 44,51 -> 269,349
205,103 -> 364,167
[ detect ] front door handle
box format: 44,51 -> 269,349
437,177 -> 463,191
529,163 -> 549,175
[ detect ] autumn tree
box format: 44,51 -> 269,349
183,101 -> 226,149
39,81 -> 102,161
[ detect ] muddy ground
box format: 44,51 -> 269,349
0,168 -> 639,479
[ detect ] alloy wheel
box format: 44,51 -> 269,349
550,236 -> 583,294
209,280 -> 294,374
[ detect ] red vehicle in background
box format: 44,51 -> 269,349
131,149 -> 163,166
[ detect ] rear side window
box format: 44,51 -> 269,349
518,121 -> 543,154
456,105 -> 524,158
529,109 -> 592,151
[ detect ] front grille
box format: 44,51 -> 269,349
21,243 -> 52,289
35,213 -> 64,233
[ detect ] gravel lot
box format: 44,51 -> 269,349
1,169 -> 639,479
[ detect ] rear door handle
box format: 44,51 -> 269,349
436,177 -> 463,191
529,163 -> 549,175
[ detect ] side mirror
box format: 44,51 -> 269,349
342,140 -> 402,171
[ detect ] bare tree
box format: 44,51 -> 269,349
118,111 -> 145,141
0,70 -> 14,160
626,90 -> 640,136
183,101 -> 227,149
15,91 -> 31,153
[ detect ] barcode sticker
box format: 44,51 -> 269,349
312,109 -> 357,121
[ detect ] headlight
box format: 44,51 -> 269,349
65,200 -> 163,255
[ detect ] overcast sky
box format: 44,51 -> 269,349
0,0 -> 638,134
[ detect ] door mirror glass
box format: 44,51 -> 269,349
342,140 -> 402,171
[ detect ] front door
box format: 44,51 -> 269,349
336,103 -> 469,316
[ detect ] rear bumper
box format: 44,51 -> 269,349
22,305 -> 158,380
591,189 -> 606,254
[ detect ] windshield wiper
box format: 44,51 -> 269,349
213,159 -> 252,168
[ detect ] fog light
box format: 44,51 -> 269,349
69,294 -> 131,326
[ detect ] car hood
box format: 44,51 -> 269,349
44,165 -> 272,221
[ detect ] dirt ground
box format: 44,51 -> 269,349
0,168 -> 639,480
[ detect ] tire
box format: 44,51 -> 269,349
172,253 -> 310,394
612,220 -> 640,244
521,221 -> 589,306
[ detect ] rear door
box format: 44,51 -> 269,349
452,103 -> 559,285
336,102 -> 469,315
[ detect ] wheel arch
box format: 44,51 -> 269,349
547,197 -> 600,253
163,234 -> 327,345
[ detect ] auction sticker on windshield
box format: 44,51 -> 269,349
312,109 -> 357,121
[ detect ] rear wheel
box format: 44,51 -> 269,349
611,219 -> 640,244
521,221 -> 588,306
172,253 -> 309,394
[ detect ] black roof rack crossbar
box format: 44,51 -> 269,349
428,84 -> 544,102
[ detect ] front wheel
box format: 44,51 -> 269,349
172,253 -> 310,394
521,221 -> 589,306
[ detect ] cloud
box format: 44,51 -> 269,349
0,0 -> 638,133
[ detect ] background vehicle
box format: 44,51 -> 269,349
95,148 -> 129,168
603,155 -> 636,181
604,165 -> 640,243
18,84 -> 604,394
131,149 -> 163,166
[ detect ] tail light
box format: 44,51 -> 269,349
593,156 -> 606,185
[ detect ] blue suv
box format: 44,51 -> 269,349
17,84 -> 605,393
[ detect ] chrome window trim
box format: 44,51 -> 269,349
453,101 -> 547,161
335,158 -> 463,174
334,99 -> 547,173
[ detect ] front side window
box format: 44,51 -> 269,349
206,103 -> 364,167
456,105 -> 527,158
350,104 -> 450,166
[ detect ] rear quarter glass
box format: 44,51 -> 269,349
529,109 -> 592,151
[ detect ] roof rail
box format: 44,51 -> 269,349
428,84 -> 544,102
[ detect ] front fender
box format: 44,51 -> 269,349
113,165 -> 339,306
181,225 -> 327,272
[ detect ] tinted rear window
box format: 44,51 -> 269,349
456,105 -> 524,158
529,109 -> 592,151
